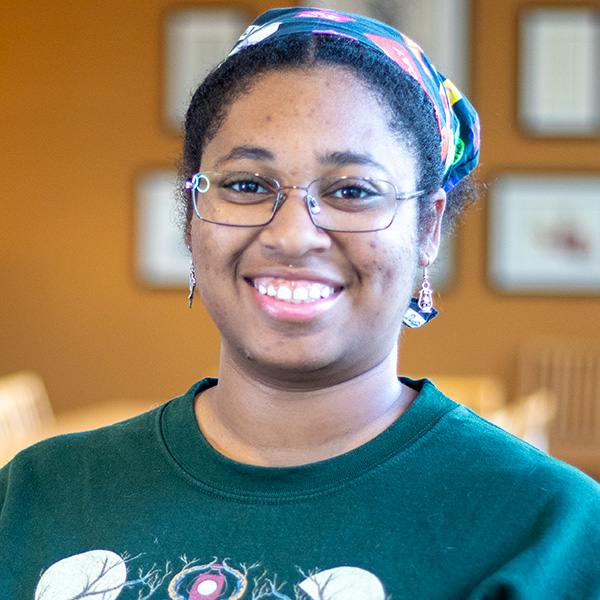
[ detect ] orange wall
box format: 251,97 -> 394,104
1,0 -> 599,411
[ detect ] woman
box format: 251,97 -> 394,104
2,7 -> 599,599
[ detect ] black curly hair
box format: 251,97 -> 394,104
178,33 -> 477,240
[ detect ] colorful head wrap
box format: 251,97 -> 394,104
229,7 -> 480,192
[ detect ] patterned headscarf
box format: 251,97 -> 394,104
229,7 -> 481,192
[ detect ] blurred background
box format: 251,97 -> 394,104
1,0 -> 599,473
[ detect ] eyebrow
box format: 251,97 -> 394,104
318,151 -> 389,173
215,147 -> 389,175
215,145 -> 275,167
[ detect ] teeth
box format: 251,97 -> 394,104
308,284 -> 322,300
253,278 -> 337,304
293,287 -> 308,302
276,286 -> 292,301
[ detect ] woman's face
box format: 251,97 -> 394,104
190,66 -> 444,387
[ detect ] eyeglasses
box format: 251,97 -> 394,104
185,171 -> 425,233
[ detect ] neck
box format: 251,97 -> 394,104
194,348 -> 416,467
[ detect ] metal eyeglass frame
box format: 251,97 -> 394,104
185,171 -> 426,233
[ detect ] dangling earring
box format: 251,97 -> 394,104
188,260 -> 196,309
418,267 -> 433,314
403,267 -> 438,329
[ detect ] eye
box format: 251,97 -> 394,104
332,184 -> 376,199
220,173 -> 273,194
318,178 -> 387,211
227,179 -> 268,194
324,178 -> 382,199
216,173 -> 277,204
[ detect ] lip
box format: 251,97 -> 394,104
243,268 -> 345,321
248,283 -> 343,321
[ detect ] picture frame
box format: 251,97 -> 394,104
163,7 -> 250,131
302,0 -> 471,91
488,173 -> 600,294
519,7 -> 600,137
134,169 -> 190,287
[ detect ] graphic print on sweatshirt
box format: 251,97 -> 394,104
33,550 -> 387,600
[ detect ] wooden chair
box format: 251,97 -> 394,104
519,337 -> 600,478
0,371 -> 54,445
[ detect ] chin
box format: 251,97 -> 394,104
245,352 -> 336,378
239,342 -> 389,390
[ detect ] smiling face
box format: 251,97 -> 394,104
189,66 -> 443,388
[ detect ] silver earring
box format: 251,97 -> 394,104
402,267 -> 438,329
188,261 -> 196,309
418,267 -> 434,314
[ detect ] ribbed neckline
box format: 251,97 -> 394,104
159,377 -> 456,503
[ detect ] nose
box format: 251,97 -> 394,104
258,187 -> 332,257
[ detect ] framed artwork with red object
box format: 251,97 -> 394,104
488,173 -> 600,294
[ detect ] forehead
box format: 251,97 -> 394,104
200,66 -> 417,185
231,65 -> 386,119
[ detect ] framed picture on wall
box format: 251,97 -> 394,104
488,173 -> 600,294
163,8 -> 250,131
519,7 -> 600,137
135,169 -> 190,287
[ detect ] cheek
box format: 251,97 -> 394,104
359,235 -> 419,324
365,232 -> 418,281
189,221 -> 257,317
190,222 -> 232,305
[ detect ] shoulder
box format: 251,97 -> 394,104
0,405 -> 158,497
0,378 -> 213,504
411,378 -> 600,503
1,379 -> 211,480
